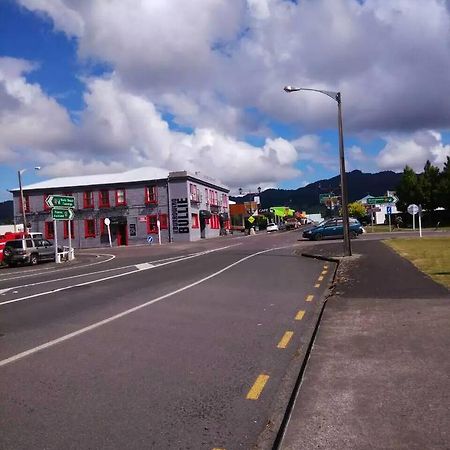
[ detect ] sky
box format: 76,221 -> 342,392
1,0 -> 450,201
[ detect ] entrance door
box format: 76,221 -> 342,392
117,224 -> 127,246
200,217 -> 206,239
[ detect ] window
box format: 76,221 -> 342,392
116,189 -> 126,206
20,195 -> 30,213
83,191 -> 94,208
63,221 -> 75,239
99,218 -> 109,235
159,214 -> 168,230
44,193 -> 51,211
145,186 -> 158,204
211,214 -> 220,229
190,184 -> 200,202
147,215 -> 158,234
84,219 -> 96,238
205,188 -> 209,204
192,213 -> 199,229
222,194 -> 228,208
99,190 -> 110,208
45,221 -> 54,239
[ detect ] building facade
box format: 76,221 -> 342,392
11,170 -> 230,248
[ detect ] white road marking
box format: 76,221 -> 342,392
135,262 -> 155,270
0,244 -> 240,307
0,288 -> 11,295
0,245 -> 284,368
0,254 -> 116,282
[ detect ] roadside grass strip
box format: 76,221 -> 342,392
384,237 -> 450,289
246,374 -> 270,400
277,331 -> 294,349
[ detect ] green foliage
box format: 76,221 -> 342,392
347,201 -> 367,219
396,160 -> 449,211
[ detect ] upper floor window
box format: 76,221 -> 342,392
116,189 -> 126,206
83,191 -> 94,208
99,190 -> 110,208
145,186 -> 158,204
221,194 -> 228,208
189,184 -> 200,202
20,195 -> 30,213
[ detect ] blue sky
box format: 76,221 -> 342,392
1,0 -> 450,201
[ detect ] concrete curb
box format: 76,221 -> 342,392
254,254 -> 340,450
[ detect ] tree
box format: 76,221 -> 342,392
347,201 -> 367,219
396,165 -> 421,211
419,160 -> 441,211
437,156 -> 450,210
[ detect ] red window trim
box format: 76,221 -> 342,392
147,215 -> 158,234
192,213 -> 199,229
98,190 -> 110,208
63,221 -> 75,239
145,186 -> 158,204
84,219 -> 96,238
83,191 -> 94,209
45,221 -> 54,239
115,189 -> 127,206
159,214 -> 168,230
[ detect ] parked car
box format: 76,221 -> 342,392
266,223 -> 279,232
302,218 -> 365,241
3,238 -> 59,266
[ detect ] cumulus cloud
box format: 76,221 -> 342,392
377,130 -> 450,172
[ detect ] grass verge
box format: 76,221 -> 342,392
384,238 -> 450,289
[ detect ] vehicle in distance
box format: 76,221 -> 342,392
302,218 -> 365,241
266,223 -> 279,232
3,238 -> 59,266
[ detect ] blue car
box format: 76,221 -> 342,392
302,218 -> 365,241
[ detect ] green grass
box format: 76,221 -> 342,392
365,225 -> 450,233
384,238 -> 450,289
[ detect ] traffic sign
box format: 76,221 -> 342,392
248,216 -> 255,224
367,196 -> 397,205
319,193 -> 334,204
104,218 -> 111,226
147,235 -> 154,244
386,206 -> 392,214
51,208 -> 74,220
46,195 -> 75,209
407,204 -> 419,215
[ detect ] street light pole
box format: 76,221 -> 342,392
18,170 -> 27,237
283,86 -> 351,256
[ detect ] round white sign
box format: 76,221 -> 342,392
407,204 -> 419,215
104,218 -> 111,226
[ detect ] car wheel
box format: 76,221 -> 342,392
350,231 -> 358,239
29,253 -> 38,266
314,233 -> 323,241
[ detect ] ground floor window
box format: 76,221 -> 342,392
210,214 -> 220,229
45,221 -> 54,239
63,221 -> 75,239
159,214 -> 168,230
147,215 -> 158,233
192,213 -> 199,229
84,219 -> 96,238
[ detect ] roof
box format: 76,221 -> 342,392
10,167 -> 171,192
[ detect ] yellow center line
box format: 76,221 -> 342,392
318,275 -> 324,281
295,310 -> 305,320
314,283 -> 320,288
305,294 -> 314,302
321,270 -> 328,275
324,265 -> 328,269
212,448 -> 226,450
246,374 -> 270,400
277,331 -> 294,348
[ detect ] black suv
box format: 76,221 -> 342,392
3,238 -> 58,266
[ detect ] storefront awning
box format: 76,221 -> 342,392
270,206 -> 295,217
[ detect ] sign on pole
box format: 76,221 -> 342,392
408,204 -> 419,231
46,195 -> 75,209
104,218 -> 112,247
367,196 -> 397,205
51,208 -> 74,220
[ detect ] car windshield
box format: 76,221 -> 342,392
5,240 -> 24,249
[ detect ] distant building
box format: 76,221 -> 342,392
10,169 -> 230,248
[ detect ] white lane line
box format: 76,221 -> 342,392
0,244 -> 240,307
0,254 -> 116,282
0,288 -> 12,295
135,263 -> 155,270
0,245 -> 284,368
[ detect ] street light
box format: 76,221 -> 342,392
283,85 -> 351,256
18,166 -> 41,236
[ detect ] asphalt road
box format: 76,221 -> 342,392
1,231 -> 334,449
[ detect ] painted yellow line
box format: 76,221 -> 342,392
277,331 -> 294,348
324,265 -> 328,269
318,275 -> 324,282
295,310 -> 305,320
306,294 -> 314,302
314,283 -> 320,288
321,270 -> 328,275
246,374 -> 270,400
212,448 -> 226,450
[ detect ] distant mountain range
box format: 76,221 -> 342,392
230,170 -> 402,212
0,170 -> 402,222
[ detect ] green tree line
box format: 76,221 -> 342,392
396,157 -> 450,211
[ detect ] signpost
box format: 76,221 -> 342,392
366,196 -> 397,205
407,204 -> 419,231
104,218 -> 112,247
51,208 -> 74,220
386,206 -> 392,232
45,195 -> 75,209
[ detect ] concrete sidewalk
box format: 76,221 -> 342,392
281,240 -> 450,450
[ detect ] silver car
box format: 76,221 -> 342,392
3,238 -> 57,266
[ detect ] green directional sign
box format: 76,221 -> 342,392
367,196 -> 395,205
46,195 -> 75,209
51,208 -> 74,220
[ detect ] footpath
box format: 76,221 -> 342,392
280,239 -> 450,450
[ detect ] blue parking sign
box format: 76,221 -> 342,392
387,206 -> 392,214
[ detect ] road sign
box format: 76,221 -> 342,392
247,216 -> 255,224
386,206 -> 392,214
104,217 -> 111,226
407,204 -> 419,215
367,196 -> 396,205
367,206 -> 381,212
319,193 -> 334,204
147,235 -> 154,244
51,208 -> 74,220
46,195 -> 75,209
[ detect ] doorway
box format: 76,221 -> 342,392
116,224 -> 127,245
200,217 -> 206,239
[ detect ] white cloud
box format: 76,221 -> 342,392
377,130 -> 450,172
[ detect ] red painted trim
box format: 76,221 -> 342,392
84,219 -> 96,238
115,188 -> 127,206
98,190 -> 110,208
147,215 -> 158,233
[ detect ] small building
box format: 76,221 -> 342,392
10,168 -> 230,248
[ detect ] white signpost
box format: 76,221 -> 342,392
157,219 -> 161,245
407,204 -> 419,233
104,218 -> 112,247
